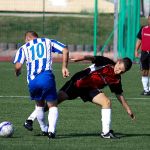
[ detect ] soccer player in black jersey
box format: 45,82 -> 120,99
24,55 -> 135,139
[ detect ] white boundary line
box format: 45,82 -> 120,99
0,96 -> 149,100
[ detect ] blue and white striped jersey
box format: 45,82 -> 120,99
14,38 -> 66,83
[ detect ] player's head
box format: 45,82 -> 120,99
114,57 -> 132,74
25,31 -> 38,43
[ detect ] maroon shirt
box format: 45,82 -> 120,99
76,64 -> 120,89
72,56 -> 123,95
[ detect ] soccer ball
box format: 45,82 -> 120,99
0,121 -> 14,137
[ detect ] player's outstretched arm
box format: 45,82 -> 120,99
135,39 -> 141,58
15,62 -> 22,76
62,47 -> 69,78
70,55 -> 95,62
116,94 -> 135,120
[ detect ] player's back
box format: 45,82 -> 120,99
22,38 -> 53,81
14,37 -> 66,82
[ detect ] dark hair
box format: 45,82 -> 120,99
25,31 -> 38,38
122,57 -> 132,72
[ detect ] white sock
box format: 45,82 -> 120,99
101,108 -> 111,135
36,106 -> 48,132
48,107 -> 58,133
27,106 -> 37,121
142,76 -> 149,92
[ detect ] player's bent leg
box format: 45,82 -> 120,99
27,107 -> 37,122
24,100 -> 46,132
43,90 -> 68,112
35,100 -> 48,134
92,92 -> 111,108
91,93 -> 117,138
47,101 -> 58,139
24,107 -> 37,131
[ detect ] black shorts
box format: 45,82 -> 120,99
140,51 -> 150,70
59,79 -> 102,102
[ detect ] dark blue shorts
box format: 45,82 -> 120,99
28,71 -> 57,101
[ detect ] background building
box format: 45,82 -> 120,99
0,0 -> 114,13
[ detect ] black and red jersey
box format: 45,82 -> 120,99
71,56 -> 123,95
137,26 -> 150,51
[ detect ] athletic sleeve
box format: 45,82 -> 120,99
137,26 -> 143,40
51,39 -> 67,54
109,78 -> 123,95
13,47 -> 25,64
92,56 -> 115,66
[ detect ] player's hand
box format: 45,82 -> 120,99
129,113 -> 135,120
126,109 -> 135,120
135,51 -> 139,58
127,111 -> 135,120
62,68 -> 69,78
15,70 -> 21,77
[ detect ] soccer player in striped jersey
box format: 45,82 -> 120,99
25,55 -> 135,139
14,31 -> 69,139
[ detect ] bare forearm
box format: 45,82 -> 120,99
62,48 -> 69,68
62,48 -> 69,78
15,63 -> 22,76
71,55 -> 95,62
135,39 -> 141,52
116,94 -> 135,119
84,55 -> 95,61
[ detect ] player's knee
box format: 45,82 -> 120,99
36,100 -> 45,107
102,99 -> 111,108
47,101 -> 57,108
141,70 -> 149,76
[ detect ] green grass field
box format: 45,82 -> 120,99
0,62 -> 150,150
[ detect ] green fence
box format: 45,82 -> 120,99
118,0 -> 140,60
0,1 -> 112,52
0,0 -> 142,60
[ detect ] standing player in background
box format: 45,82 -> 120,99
135,15 -> 150,95
24,55 -> 135,139
13,31 -> 69,139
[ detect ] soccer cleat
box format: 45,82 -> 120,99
41,131 -> 48,136
23,120 -> 33,131
47,132 -> 55,139
101,130 -> 118,139
141,90 -> 150,96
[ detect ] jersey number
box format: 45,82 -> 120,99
30,43 -> 44,60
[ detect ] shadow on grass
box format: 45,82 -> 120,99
57,132 -> 99,139
56,132 -> 150,139
115,132 -> 150,138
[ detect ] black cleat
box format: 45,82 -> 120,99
141,90 -> 150,96
47,132 -> 55,139
101,130 -> 118,139
41,131 -> 48,136
23,120 -> 33,131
